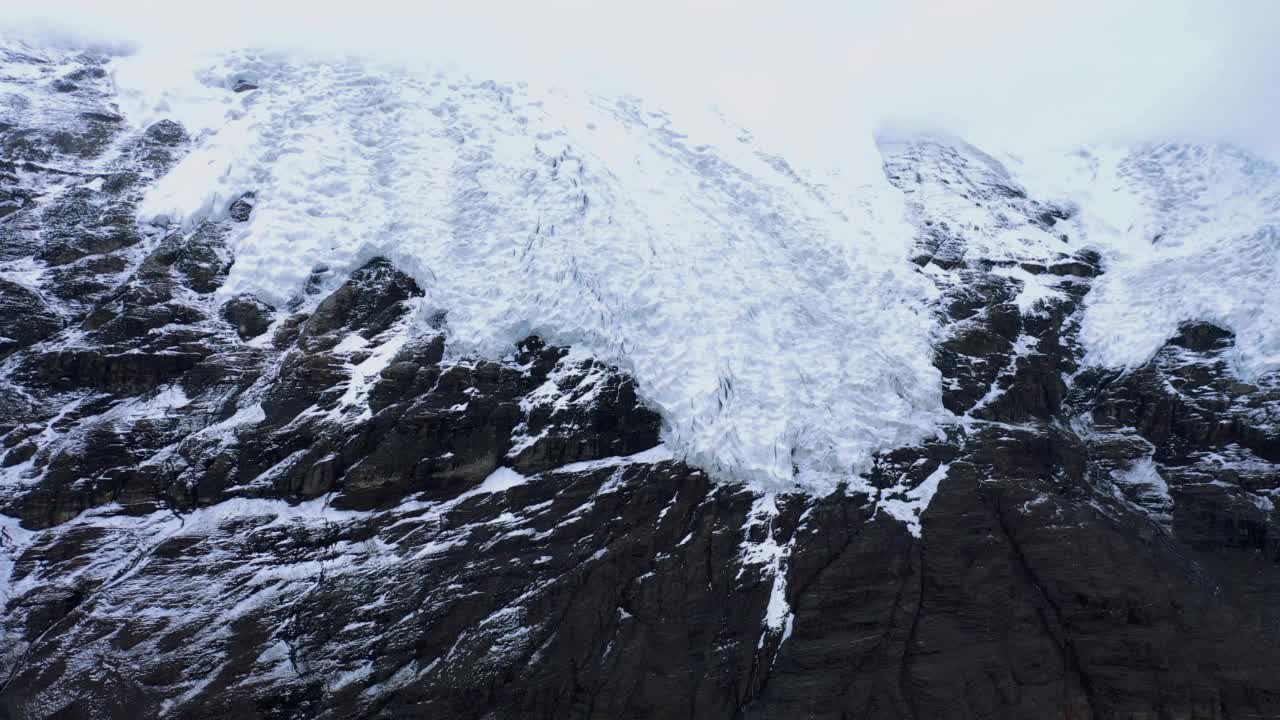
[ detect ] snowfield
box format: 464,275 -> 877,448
109,47 -> 1280,492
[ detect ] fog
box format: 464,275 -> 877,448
7,0 -> 1279,163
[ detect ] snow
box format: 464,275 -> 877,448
15,39 -> 1275,502
553,444 -> 675,475
320,319 -> 413,422
1009,143 -> 1280,380
472,467 -> 528,496
0,514 -> 37,607
990,265 -> 1064,317
877,131 -> 1073,268
877,463 -> 951,538
964,335 -> 1040,418
1110,456 -> 1173,522
118,47 -> 945,494
737,494 -> 795,648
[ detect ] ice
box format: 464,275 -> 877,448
121,48 -> 946,493
1009,143 -> 1280,380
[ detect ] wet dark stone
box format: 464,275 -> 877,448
173,223 -> 232,293
1169,321 -> 1234,352
34,189 -> 142,266
78,111 -> 124,124
1,440 -> 37,467
20,348 -> 207,394
508,358 -> 662,474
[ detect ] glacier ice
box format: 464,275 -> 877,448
112,47 -> 1280,494
118,49 -> 947,493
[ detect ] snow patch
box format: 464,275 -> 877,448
1110,456 -> 1173,522
0,514 -> 38,607
737,494 -> 795,650
990,265 -> 1063,316
473,467 -> 529,496
878,463 -> 951,538
553,444 -> 675,475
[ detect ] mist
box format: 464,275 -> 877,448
6,0 -> 1279,164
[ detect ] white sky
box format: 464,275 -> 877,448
7,0 -> 1279,162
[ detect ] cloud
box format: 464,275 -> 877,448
6,0 -> 1278,161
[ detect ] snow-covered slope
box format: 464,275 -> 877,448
1009,143 -> 1280,380
115,49 -> 946,492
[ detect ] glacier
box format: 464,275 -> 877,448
116,48 -> 947,492
107,46 -> 1280,493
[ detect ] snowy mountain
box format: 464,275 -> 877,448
1,41 -> 1278,719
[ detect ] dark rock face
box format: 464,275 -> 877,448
505,341 -> 663,476
299,258 -> 420,347
221,294 -> 274,340
0,280 -> 62,358
144,119 -> 189,146
228,191 -> 255,222
1,47 -> 1279,720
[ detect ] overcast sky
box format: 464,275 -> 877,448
8,1 -> 1279,162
